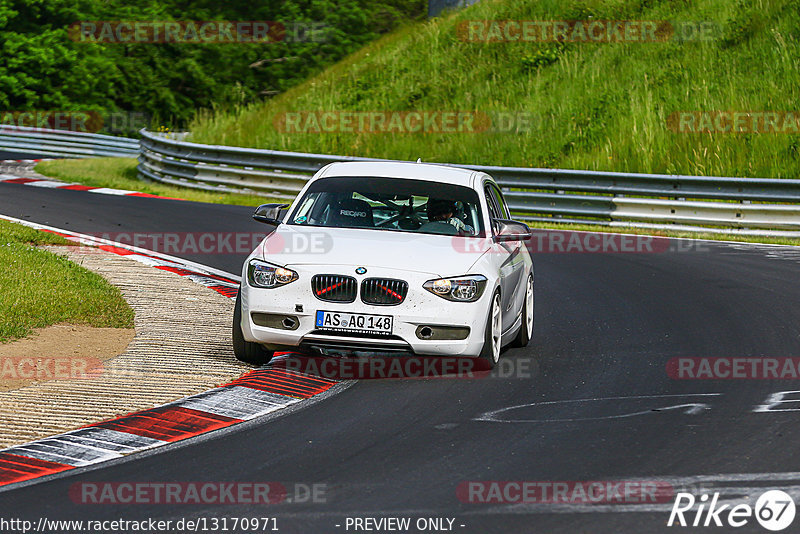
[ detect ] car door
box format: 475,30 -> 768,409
484,181 -> 525,333
493,184 -> 528,326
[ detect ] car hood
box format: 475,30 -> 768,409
256,225 -> 488,277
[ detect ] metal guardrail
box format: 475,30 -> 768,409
136,129 -> 800,236
0,125 -> 139,158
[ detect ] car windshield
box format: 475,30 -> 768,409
289,176 -> 484,236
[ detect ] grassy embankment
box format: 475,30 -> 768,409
189,0 -> 800,179
0,220 -> 134,343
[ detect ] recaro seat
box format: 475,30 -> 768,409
328,197 -> 374,227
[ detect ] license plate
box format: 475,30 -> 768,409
315,310 -> 393,335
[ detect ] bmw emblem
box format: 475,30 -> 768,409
355,267 -> 367,275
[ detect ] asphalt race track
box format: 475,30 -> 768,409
1,183 -> 800,533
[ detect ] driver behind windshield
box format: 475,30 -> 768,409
427,198 -> 473,234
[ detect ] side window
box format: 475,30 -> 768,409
488,183 -> 510,219
484,185 -> 502,220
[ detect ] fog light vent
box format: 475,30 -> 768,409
252,313 -> 300,330
415,325 -> 470,340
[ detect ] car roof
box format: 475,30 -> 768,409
315,161 -> 481,187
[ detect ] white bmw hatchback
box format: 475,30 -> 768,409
233,161 -> 534,368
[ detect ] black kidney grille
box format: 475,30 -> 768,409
361,278 -> 408,305
312,275 -> 357,302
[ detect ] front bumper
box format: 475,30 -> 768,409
240,265 -> 492,357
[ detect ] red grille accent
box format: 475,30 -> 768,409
312,275 -> 357,303
361,278 -> 408,305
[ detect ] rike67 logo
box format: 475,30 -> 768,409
668,490 -> 796,531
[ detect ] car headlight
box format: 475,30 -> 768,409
423,275 -> 488,302
248,259 -> 298,288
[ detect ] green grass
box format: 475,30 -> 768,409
189,0 -> 800,180
0,219 -> 134,343
35,158 -> 284,207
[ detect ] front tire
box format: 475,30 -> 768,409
511,274 -> 534,348
233,290 -> 273,365
478,291 -> 502,368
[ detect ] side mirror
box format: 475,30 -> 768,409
253,203 -> 289,226
493,219 -> 531,242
